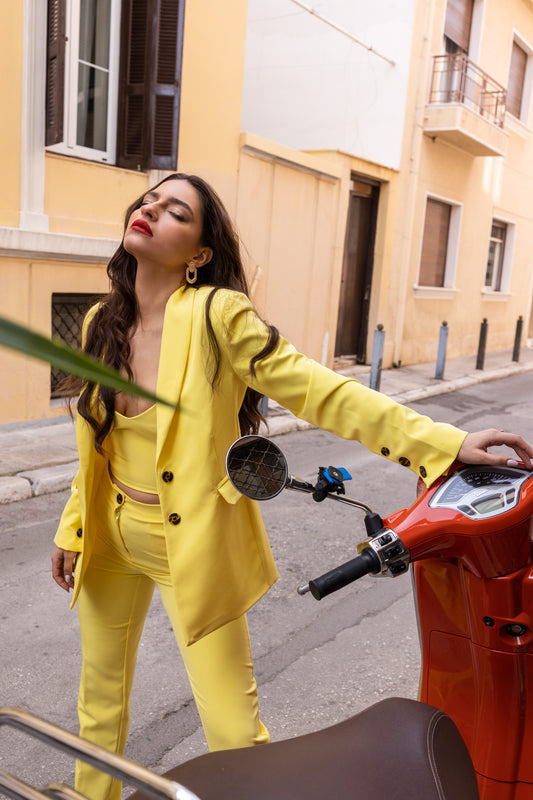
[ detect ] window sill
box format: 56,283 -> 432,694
504,115 -> 531,139
481,289 -> 512,301
46,143 -> 114,166
413,285 -> 459,300
0,226 -> 119,263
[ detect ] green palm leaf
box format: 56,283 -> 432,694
0,316 -> 176,409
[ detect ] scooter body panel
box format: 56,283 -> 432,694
414,559 -> 533,780
384,466 -> 533,799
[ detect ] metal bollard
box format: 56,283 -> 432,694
513,316 -> 523,362
476,318 -> 488,371
370,324 -> 385,392
435,321 -> 448,380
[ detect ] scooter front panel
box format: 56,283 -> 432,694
414,557 -> 533,797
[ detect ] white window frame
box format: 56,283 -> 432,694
506,31 -> 533,130
482,217 -> 515,296
414,193 -> 462,298
46,0 -> 122,164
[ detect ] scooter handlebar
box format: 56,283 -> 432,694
303,548 -> 381,600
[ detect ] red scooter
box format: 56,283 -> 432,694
223,434 -> 533,800
3,432 -> 509,800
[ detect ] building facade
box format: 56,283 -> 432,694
242,0 -> 533,369
2,0 -> 533,423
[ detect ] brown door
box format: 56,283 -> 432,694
334,178 -> 379,363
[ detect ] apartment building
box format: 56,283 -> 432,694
242,0 -> 533,368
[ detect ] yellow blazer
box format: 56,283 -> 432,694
54,286 -> 466,645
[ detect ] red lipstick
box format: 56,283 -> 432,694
131,219 -> 153,236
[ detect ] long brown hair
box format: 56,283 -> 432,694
72,173 -> 279,452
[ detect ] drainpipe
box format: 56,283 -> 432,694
392,0 -> 435,365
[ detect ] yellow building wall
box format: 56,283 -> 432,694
0,0 -> 250,424
0,0 -> 23,229
0,258 -> 108,421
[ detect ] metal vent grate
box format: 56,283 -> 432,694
50,293 -> 102,397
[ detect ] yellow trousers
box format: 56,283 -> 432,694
75,474 -> 269,800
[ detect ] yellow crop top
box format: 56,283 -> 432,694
108,405 -> 158,493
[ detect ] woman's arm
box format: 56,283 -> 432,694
212,291 -> 533,481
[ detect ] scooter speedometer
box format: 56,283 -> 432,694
428,465 -> 531,520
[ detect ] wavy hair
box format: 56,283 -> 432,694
70,173 -> 279,452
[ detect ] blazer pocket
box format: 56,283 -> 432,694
217,474 -> 243,505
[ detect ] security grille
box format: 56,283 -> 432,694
51,292 -> 102,397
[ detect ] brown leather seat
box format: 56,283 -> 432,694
129,697 -> 479,799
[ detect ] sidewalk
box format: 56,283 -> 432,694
1,347 -> 533,505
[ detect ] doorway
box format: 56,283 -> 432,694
334,176 -> 380,364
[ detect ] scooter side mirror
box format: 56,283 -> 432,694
226,435 -> 288,500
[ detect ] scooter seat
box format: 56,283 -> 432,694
129,697 -> 479,800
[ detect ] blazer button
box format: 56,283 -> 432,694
419,466 -> 427,478
381,447 -> 390,457
76,527 -> 83,538
162,470 -> 174,483
168,513 -> 181,525
399,456 -> 411,467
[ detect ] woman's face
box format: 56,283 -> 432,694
123,179 -> 210,273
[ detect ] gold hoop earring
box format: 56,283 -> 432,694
186,264 -> 198,285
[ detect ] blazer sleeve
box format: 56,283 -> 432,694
54,472 -> 83,552
210,290 -> 467,487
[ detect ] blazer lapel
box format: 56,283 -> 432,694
155,285 -> 197,463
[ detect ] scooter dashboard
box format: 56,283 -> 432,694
428,465 -> 531,520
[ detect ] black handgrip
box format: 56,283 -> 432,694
308,548 -> 381,600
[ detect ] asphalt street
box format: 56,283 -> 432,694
0,372 -> 532,796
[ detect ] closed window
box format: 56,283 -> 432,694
507,40 -> 528,119
45,0 -> 185,170
444,0 -> 473,55
419,199 -> 451,287
485,221 -> 507,291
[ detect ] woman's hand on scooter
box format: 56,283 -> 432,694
51,546 -> 77,592
458,429 -> 533,469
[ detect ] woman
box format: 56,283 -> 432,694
52,173 -> 533,800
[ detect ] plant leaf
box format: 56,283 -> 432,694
0,316 -> 177,409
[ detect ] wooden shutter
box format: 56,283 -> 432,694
444,0 -> 473,53
507,41 -> 527,119
117,0 -> 185,170
45,0 -> 66,146
419,199 -> 451,287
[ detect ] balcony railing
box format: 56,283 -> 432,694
429,54 -> 506,128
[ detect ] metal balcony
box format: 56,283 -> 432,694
424,54 -> 509,157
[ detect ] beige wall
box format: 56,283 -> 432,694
237,136 -> 400,367
236,135 -> 345,363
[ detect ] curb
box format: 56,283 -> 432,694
0,476 -> 32,504
0,461 -> 78,506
